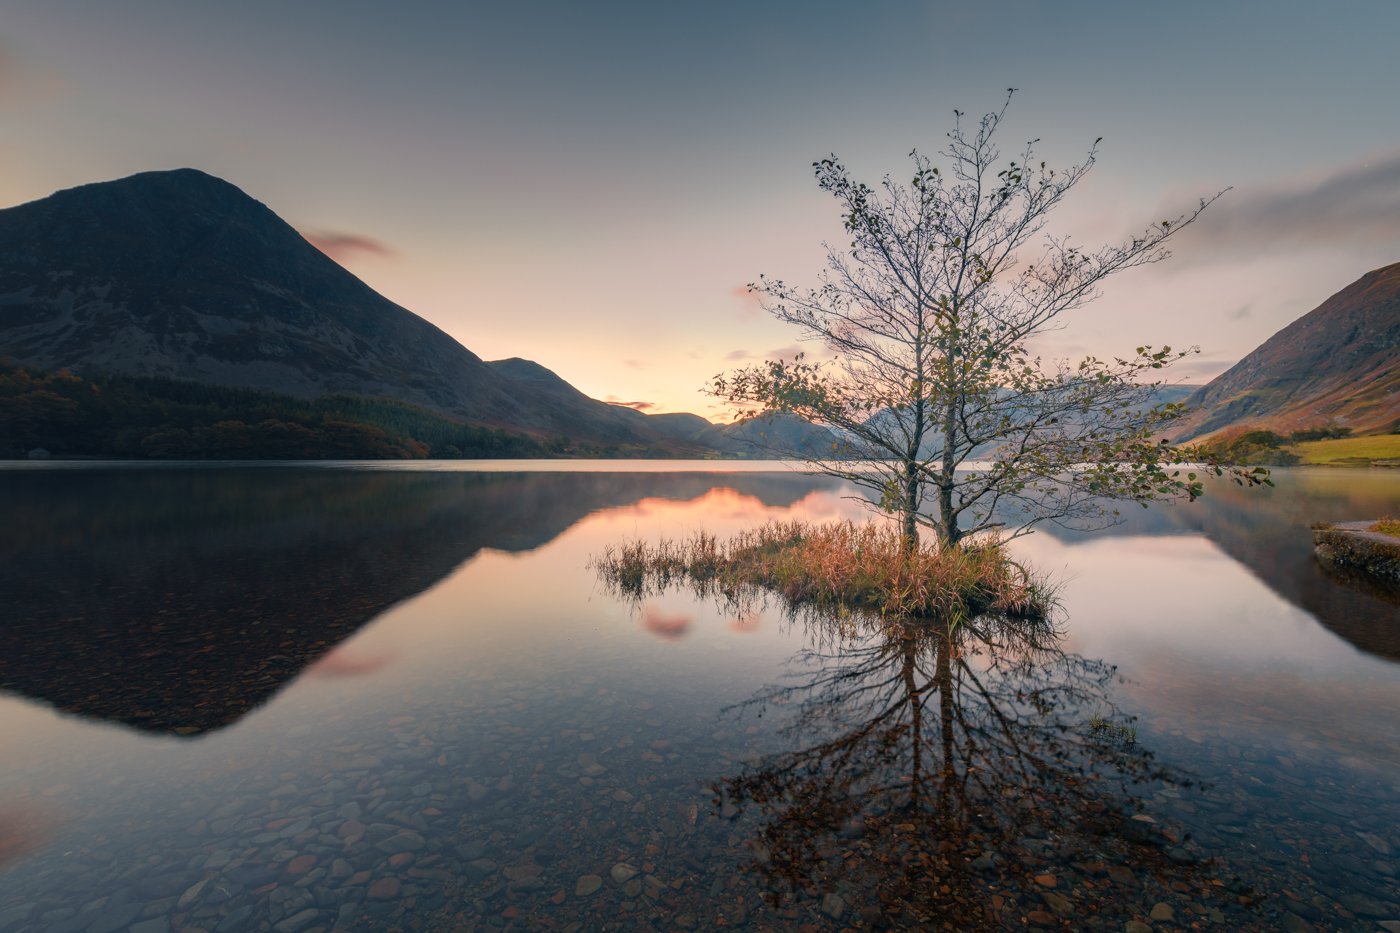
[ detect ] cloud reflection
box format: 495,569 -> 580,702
0,803 -> 56,868
306,646 -> 396,679
641,605 -> 692,641
727,612 -> 762,634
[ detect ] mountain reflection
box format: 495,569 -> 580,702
718,612 -> 1207,930
1044,470 -> 1400,662
0,468 -> 838,736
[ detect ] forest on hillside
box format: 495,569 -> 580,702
0,363 -> 557,460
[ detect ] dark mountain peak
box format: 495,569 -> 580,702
0,170 -> 711,452
0,167 -> 331,294
0,170 -> 510,417
53,166 -> 247,200
647,412 -> 713,430
488,357 -> 573,388
19,167 -> 277,234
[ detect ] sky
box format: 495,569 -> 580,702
3,1 -> 1399,420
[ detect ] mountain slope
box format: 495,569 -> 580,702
484,357 -> 664,444
0,169 -> 682,449
1173,262 -> 1400,440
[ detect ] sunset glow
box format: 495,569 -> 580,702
4,2 -> 1398,419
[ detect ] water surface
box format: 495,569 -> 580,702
0,463 -> 1396,932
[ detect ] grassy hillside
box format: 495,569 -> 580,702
1293,434 -> 1400,466
1192,425 -> 1400,467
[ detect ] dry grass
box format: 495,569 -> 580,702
1372,517 -> 1400,537
592,520 -> 1054,623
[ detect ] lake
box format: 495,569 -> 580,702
0,462 -> 1396,932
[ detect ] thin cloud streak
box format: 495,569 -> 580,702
1174,357 -> 1238,381
723,344 -> 829,364
1173,150 -> 1400,264
302,230 -> 396,263
605,396 -> 655,411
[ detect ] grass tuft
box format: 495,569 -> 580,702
592,520 -> 1056,623
1371,517 -> 1400,537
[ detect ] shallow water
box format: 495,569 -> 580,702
0,463 -> 1396,932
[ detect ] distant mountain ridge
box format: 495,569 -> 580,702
0,169 -> 837,456
1173,261 -> 1400,440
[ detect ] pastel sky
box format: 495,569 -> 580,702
3,1 -> 1399,420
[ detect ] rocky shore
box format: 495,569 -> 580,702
1314,521 -> 1400,585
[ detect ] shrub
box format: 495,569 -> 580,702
1289,426 -> 1353,442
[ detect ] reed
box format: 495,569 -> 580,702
592,520 -> 1055,623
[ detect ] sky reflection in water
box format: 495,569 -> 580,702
0,464 -> 1396,931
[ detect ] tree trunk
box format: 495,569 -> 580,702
901,461 -> 920,553
935,482 -> 960,551
936,396 -> 961,550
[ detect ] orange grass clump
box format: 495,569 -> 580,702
592,520 -> 1053,622
1370,517 -> 1400,537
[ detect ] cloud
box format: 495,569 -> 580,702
1174,150 -> 1400,263
724,344 -> 832,365
623,359 -> 645,370
302,230 -> 396,263
605,395 -> 655,411
1175,357 -> 1238,381
731,284 -> 764,319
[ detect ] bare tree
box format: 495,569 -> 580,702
714,92 -> 1266,550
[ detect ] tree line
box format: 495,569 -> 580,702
0,362 -> 555,460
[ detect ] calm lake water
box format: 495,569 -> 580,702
0,462 -> 1396,932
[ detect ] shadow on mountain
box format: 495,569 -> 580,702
1043,470 -> 1400,663
0,468 -> 838,737
714,611 -> 1233,931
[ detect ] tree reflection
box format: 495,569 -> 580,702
719,612 -> 1197,929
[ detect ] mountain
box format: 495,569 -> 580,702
1172,262 -> 1400,440
647,410 -> 843,457
0,169 -> 693,451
